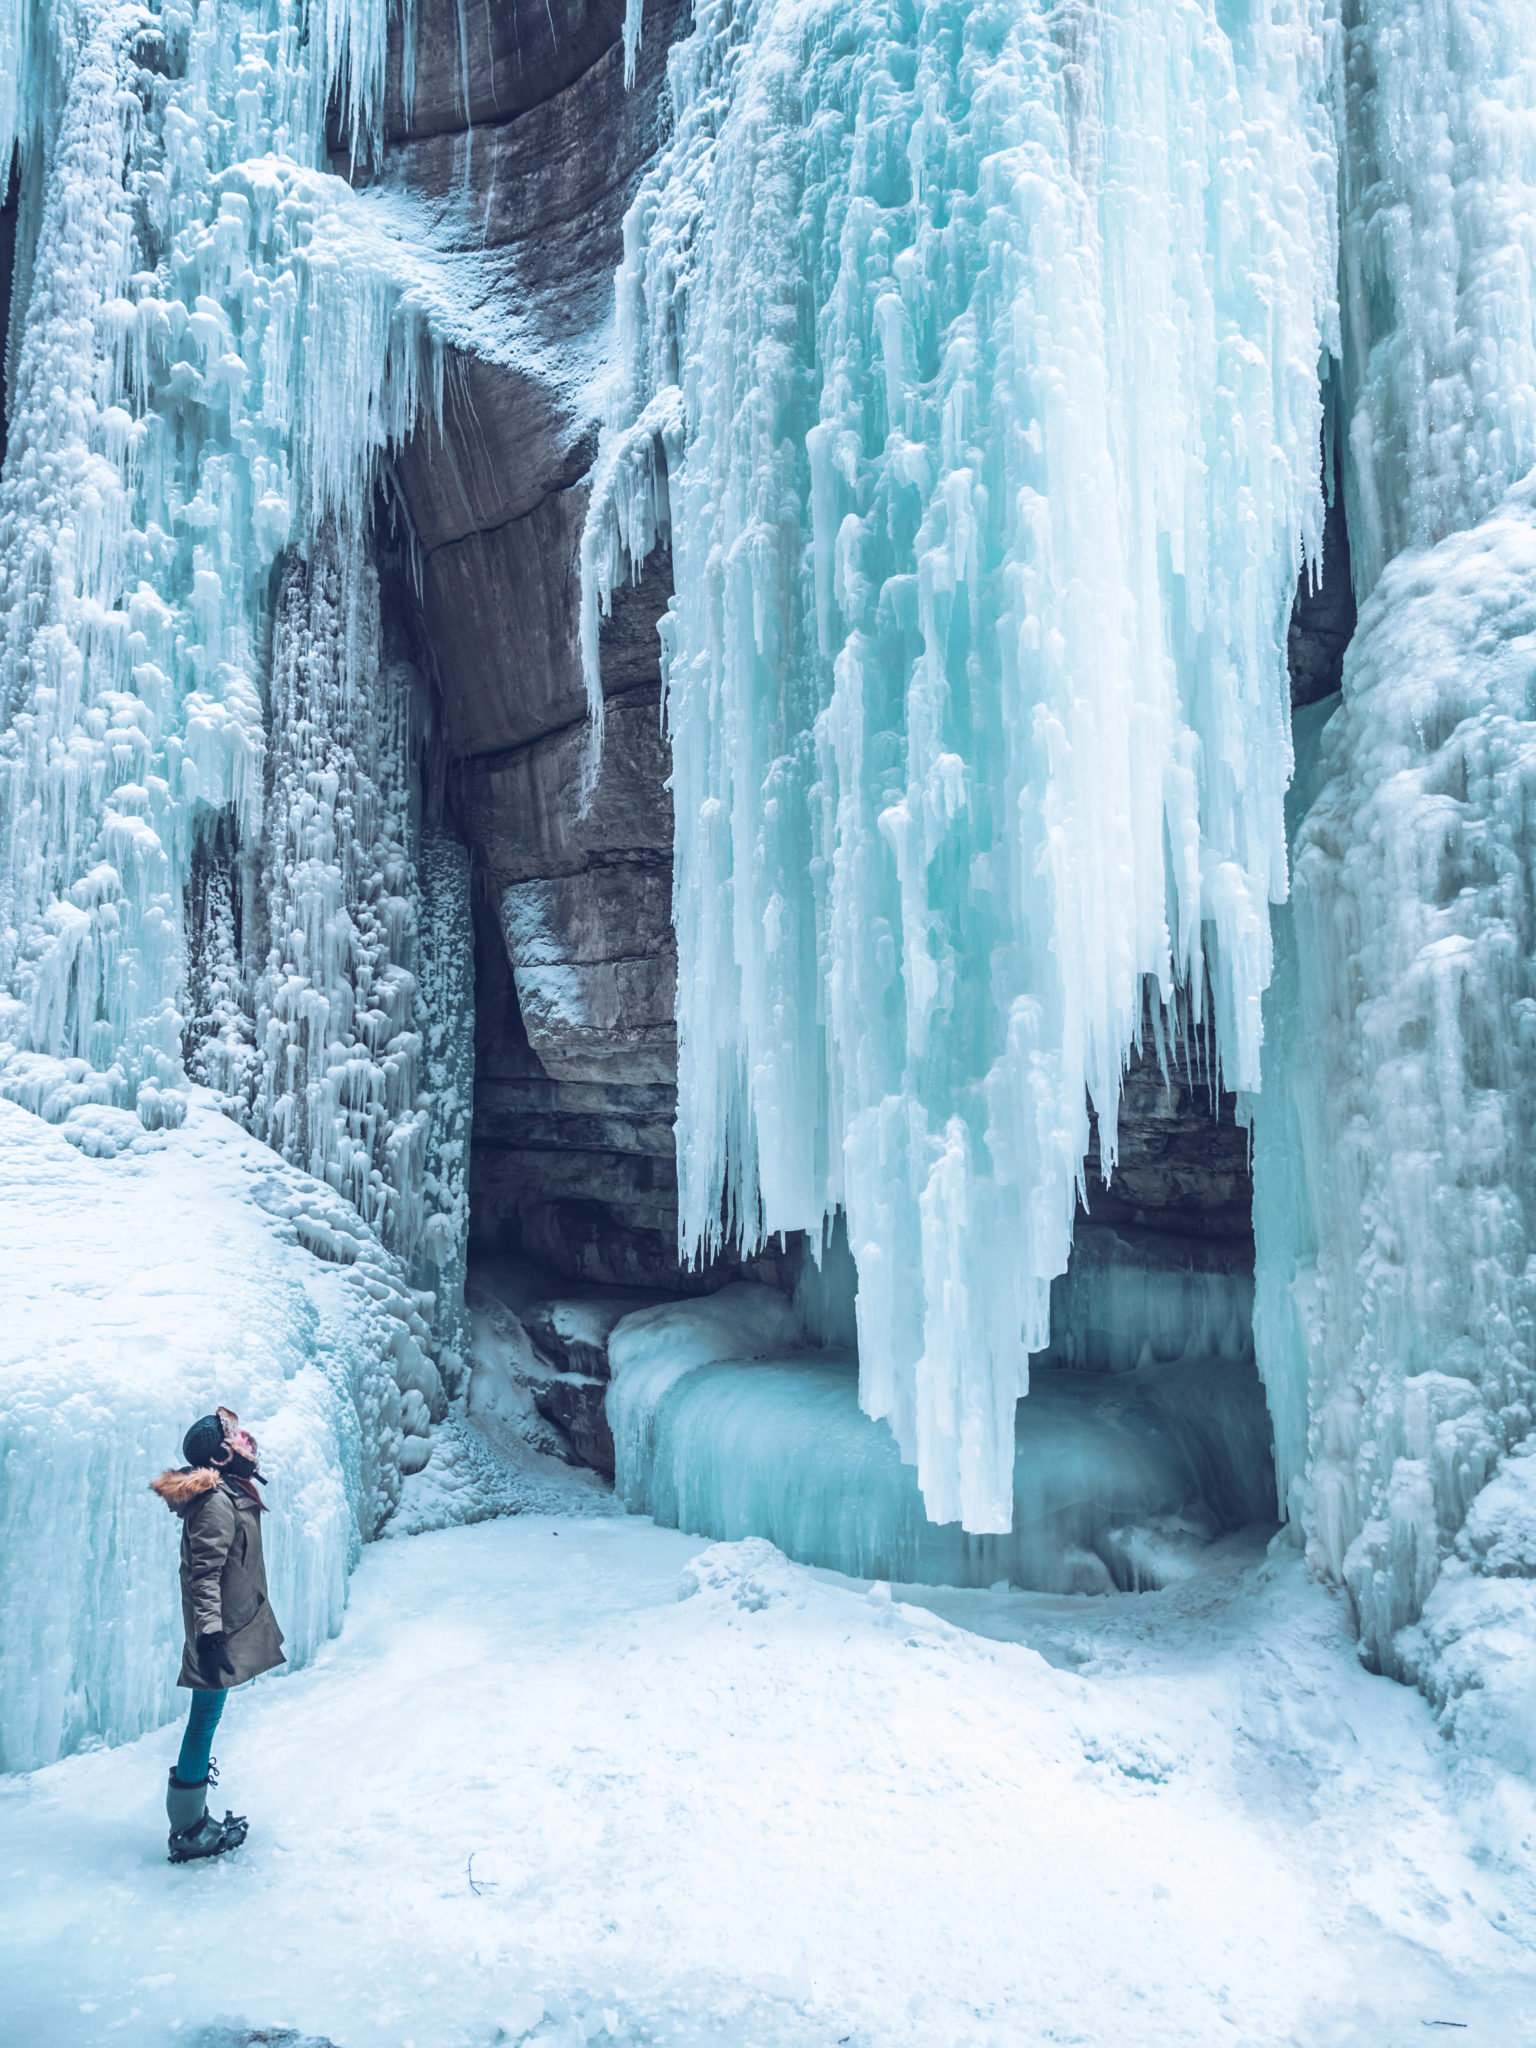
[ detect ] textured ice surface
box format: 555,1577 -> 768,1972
1249,691 -> 1337,1529
1338,0 -> 1536,593
584,0 -> 1338,1533
414,831 -> 476,1365
1255,481 -> 1536,1725
1034,1225 -> 1255,1379
0,0 -> 456,1281
608,1287 -> 1276,1592
0,1090 -> 422,1772
1238,4 -> 1536,1721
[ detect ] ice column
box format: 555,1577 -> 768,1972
1337,0 -> 1536,594
1249,695 -> 1334,1529
1247,1 -> 1536,1676
253,542 -> 428,1254
414,827 -> 475,1372
585,0 -> 1338,1530
183,814 -> 260,1109
1281,491 -> 1536,1671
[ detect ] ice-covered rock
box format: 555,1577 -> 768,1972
1255,481 -> 1536,1680
522,1291 -> 672,1379
531,1375 -> 616,1477
1240,5 -> 1536,1707
0,1093 -> 407,1772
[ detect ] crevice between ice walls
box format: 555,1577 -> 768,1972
1248,0 -> 1536,1769
581,0 -> 1341,1537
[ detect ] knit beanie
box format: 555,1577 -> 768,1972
182,1414 -> 226,1468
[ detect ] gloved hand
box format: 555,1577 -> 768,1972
197,1630 -> 235,1687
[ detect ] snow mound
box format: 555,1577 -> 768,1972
58,1104 -> 161,1159
677,1538 -> 808,1612
0,1092 -> 426,1772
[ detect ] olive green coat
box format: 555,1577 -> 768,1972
150,1467 -> 287,1689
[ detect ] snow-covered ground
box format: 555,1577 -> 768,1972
3,1516 -> 1533,2048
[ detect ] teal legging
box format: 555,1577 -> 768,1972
174,1687 -> 227,1785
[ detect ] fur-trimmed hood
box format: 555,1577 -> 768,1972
151,1467 -> 222,1514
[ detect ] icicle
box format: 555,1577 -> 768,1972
582,0 -> 1339,1533
315,0 -> 408,169
622,0 -> 644,89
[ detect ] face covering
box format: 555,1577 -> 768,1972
213,1414 -> 266,1487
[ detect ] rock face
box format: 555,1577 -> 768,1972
1289,449 -> 1357,710
380,0 -> 692,1287
1082,1030 -> 1254,1248
531,1374 -> 616,1477
470,890 -> 684,1287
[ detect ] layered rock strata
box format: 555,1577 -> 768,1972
379,0 -> 692,1286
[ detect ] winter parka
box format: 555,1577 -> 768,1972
150,1468 -> 287,1689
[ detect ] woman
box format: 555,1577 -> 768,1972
150,1406 -> 285,1863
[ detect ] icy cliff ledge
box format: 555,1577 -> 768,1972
0,1089 -> 431,1773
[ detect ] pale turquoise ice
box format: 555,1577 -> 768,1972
608,1287 -> 1276,1592
1248,689 -> 1336,1531
584,0 -> 1339,1533
1247,3 -> 1536,1694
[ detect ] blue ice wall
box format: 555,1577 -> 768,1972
584,0 -> 1340,1534
610,1283 -> 1276,1593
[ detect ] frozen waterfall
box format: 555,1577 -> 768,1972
0,0 -> 460,1766
578,0 -> 1536,1738
1240,1 -> 1536,1736
0,0 -> 451,1278
4,0 -> 1536,1784
583,0 -> 1338,1534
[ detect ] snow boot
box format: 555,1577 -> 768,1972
166,1761 -> 248,1863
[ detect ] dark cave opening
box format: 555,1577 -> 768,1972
1290,406 -> 1358,708
1052,996 -> 1258,1385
